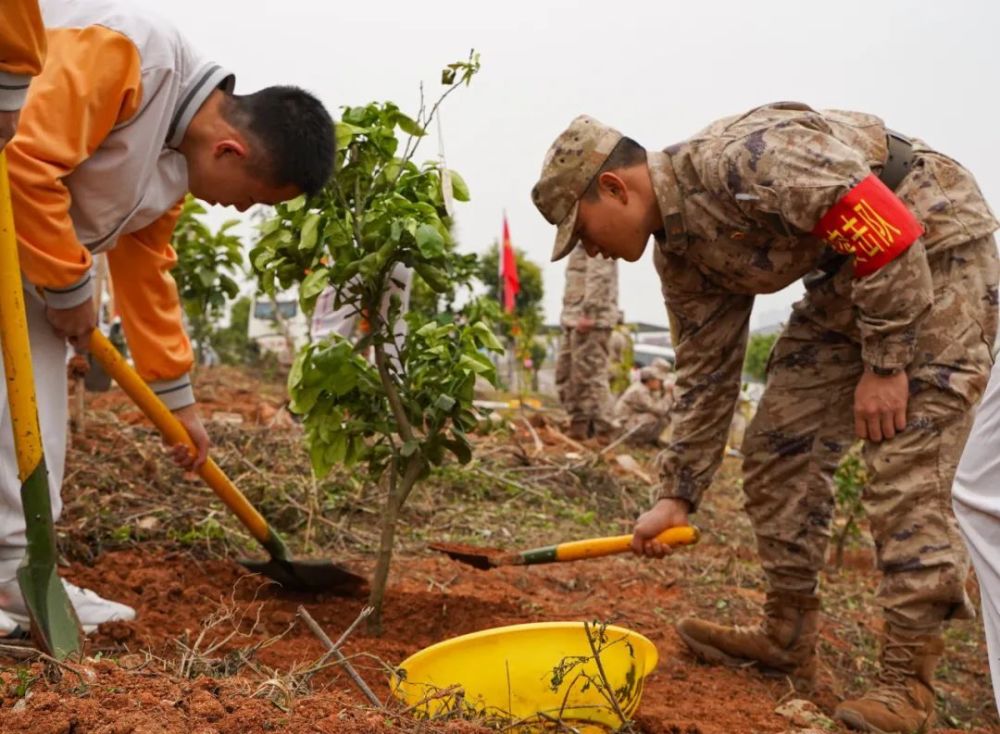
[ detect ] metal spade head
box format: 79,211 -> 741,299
18,561 -> 83,659
18,463 -> 83,659
426,542 -> 509,570
238,557 -> 367,595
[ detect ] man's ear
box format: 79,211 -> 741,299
597,171 -> 629,203
213,138 -> 248,160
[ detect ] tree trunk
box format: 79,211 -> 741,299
368,454 -> 423,634
367,311 -> 422,635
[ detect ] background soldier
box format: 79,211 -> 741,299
555,244 -> 618,440
533,105 -> 998,733
614,364 -> 674,446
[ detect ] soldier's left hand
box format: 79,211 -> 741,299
854,369 -> 908,442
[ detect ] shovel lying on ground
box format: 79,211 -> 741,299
0,154 -> 84,658
429,525 -> 699,570
88,331 -> 366,595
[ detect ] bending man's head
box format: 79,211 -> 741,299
532,115 -> 657,264
182,85 -> 335,211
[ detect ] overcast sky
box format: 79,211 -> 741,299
134,0 -> 1000,328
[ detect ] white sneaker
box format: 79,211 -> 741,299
0,608 -> 22,636
0,575 -> 136,633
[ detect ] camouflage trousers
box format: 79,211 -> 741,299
742,236 -> 999,631
556,326 -> 615,429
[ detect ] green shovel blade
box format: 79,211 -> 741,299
18,462 -> 82,659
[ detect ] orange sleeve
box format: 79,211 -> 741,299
5,26 -> 142,306
0,0 -> 47,110
107,201 -> 196,409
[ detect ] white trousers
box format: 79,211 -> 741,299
953,356 -> 1000,716
310,264 -> 413,362
0,291 -> 67,553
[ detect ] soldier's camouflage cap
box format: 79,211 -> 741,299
531,115 -> 623,262
639,366 -> 661,382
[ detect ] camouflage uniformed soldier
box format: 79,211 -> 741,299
556,243 -> 619,439
614,365 -> 674,446
532,104 -> 999,733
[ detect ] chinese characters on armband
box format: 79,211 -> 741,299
811,175 -> 924,277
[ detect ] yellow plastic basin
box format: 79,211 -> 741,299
391,621 -> 658,731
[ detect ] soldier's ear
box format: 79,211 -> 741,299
596,172 -> 629,204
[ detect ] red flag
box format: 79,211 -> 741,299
501,213 -> 520,313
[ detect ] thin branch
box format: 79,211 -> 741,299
582,622 -> 627,727
373,339 -> 415,444
597,421 -> 648,458
398,684 -> 464,716
297,606 -> 381,707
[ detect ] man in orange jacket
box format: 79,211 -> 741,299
0,0 -> 335,633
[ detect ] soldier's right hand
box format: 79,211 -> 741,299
45,300 -> 98,350
0,110 -> 19,151
631,498 -> 691,558
576,315 -> 595,333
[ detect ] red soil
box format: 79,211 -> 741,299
0,549 -> 802,733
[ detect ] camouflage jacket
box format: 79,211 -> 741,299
615,381 -> 673,424
560,244 -> 619,328
653,102 -> 999,508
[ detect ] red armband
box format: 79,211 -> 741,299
811,174 -> 924,277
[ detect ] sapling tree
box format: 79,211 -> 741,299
251,53 -> 501,631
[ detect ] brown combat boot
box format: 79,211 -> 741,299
834,627 -> 943,733
565,419 -> 591,441
675,590 -> 819,690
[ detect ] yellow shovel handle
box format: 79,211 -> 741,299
88,330 -> 270,542
554,525 -> 699,562
0,153 -> 42,482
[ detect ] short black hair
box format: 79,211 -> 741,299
583,137 -> 647,200
221,86 -> 335,197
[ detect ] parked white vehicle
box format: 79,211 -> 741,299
247,294 -> 309,363
632,342 -> 675,369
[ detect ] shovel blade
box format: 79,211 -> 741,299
427,541 -> 506,570
17,562 -> 82,659
238,557 -> 367,595
18,462 -> 83,659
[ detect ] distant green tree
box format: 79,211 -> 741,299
477,241 -> 544,329
743,332 -> 778,381
172,195 -> 244,365
477,241 -> 546,390
212,296 -> 260,366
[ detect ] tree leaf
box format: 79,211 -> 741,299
299,212 -> 321,252
414,224 -> 445,258
300,267 -> 330,300
287,349 -> 309,391
444,434 -> 472,464
196,266 -> 215,289
434,394 -> 457,413
448,170 -> 470,202
395,113 -> 426,137
471,321 -> 504,352
284,195 -> 307,213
